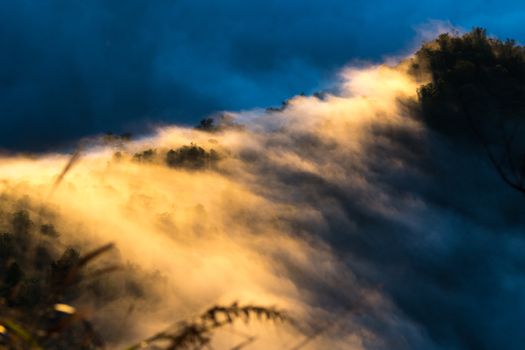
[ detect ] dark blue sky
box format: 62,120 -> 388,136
2,0 -> 525,151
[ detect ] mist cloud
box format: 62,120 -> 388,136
2,33 -> 525,349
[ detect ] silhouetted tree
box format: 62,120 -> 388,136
195,117 -> 217,131
412,28 -> 525,194
166,144 -> 219,170
133,148 -> 156,163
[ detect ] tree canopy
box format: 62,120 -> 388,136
411,28 -> 525,193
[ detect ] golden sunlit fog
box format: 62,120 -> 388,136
0,64 -> 423,349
